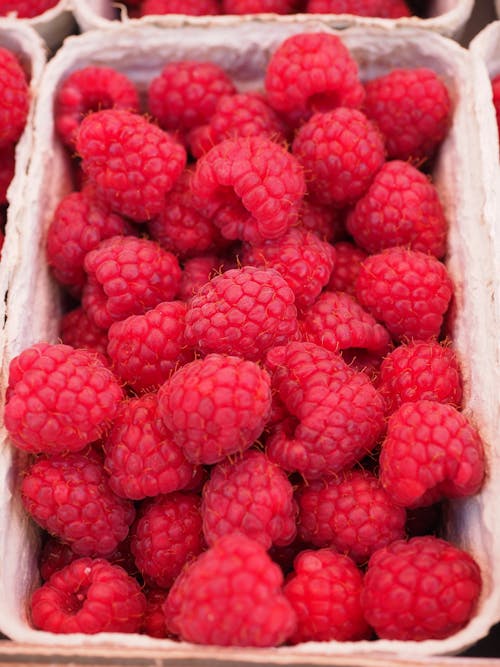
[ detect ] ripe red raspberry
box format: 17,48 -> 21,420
60,307 -> 109,357
292,108 -> 385,207
178,254 -> 221,300
21,452 -> 135,556
491,75 -> 500,135
265,32 -> 364,126
306,0 -> 411,16
54,66 -> 140,149
4,343 -> 123,454
131,492 -> 204,588
355,247 -> 453,342
141,0 -> 221,15
378,339 -> 462,414
142,588 -> 169,638
222,0 -> 297,13
148,60 -> 234,137
164,534 -> 296,646
82,235 -> 181,330
300,291 -> 391,355
0,143 -> 14,205
298,197 -> 344,243
76,109 -> 186,222
202,449 -> 297,549
184,266 -> 298,361
361,536 -> 482,640
346,160 -> 448,257
0,0 -> 58,17
296,470 -> 406,564
104,393 -> 197,500
31,557 -> 146,634
363,68 -> 451,163
107,301 -> 193,393
46,190 -> 133,294
0,47 -> 29,148
284,549 -> 369,643
191,136 -> 306,243
158,354 -> 272,464
379,400 -> 485,508
327,241 -> 367,294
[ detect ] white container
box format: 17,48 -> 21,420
72,0 -> 474,39
2,1 -> 75,51
0,21 -> 499,661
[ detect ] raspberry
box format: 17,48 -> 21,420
363,68 -> 451,162
31,557 -> 146,634
284,549 -> 369,643
355,247 -> 453,342
184,266 -> 298,361
0,0 -> 58,17
107,301 -> 193,393
327,241 -> 367,294
131,492 -> 204,588
103,393 -> 197,500
296,470 -> 406,563
306,0 -> 411,16
0,143 -> 15,204
491,75 -> 500,136
241,227 -> 335,310
300,291 -> 391,355
191,136 -> 306,243
148,60 -> 234,136
164,534 -> 296,646
140,0 -> 221,15
21,452 -> 135,556
46,190 -> 133,294
265,33 -> 364,125
201,449 -> 297,549
55,66 -> 140,149
222,0 -> 297,13
0,47 -> 29,148
4,343 -> 123,454
76,109 -> 186,222
60,307 -> 109,357
361,536 -> 482,640
378,339 -> 462,414
147,170 -> 222,259
142,588 -> 169,638
293,108 -> 385,207
178,254 -> 221,300
299,197 -> 343,242
82,235 -> 181,330
158,354 -> 272,464
346,160 -> 448,257
379,400 -> 485,508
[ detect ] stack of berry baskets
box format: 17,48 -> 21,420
1,20 -> 500,660
72,0 -> 474,39
0,2 -> 74,51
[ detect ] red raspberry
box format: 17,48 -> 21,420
0,0 -> 58,17
82,236 -> 181,330
141,0 -> 221,15
361,536 -> 482,640
300,291 -> 391,356
104,393 -> 197,500
131,492 -> 204,588
241,227 -> 335,310
327,241 -> 367,294
491,75 -> 500,135
107,301 -> 193,393
4,343 -> 123,454
306,0 -> 411,16
298,197 -> 344,243
31,557 -> 146,634
148,60 -> 234,137
292,108 -> 385,207
147,170 -> 222,259
76,109 -> 186,222
60,307 -> 109,357
363,68 -> 451,162
178,254 -> 221,300
296,470 -> 406,564
0,47 -> 29,148
355,247 -> 453,342
54,66 -> 140,149
21,452 -> 135,556
202,449 -> 297,549
0,143 -> 15,205
46,190 -> 133,294
142,588 -> 169,638
184,266 -> 298,361
265,33 -> 364,125
378,339 -> 462,414
284,549 -> 369,643
164,534 -> 296,646
158,354 -> 272,464
379,400 -> 485,508
191,136 -> 306,243
346,160 -> 448,257
222,0 -> 297,13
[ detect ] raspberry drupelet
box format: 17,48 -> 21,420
178,254 -> 222,301
0,47 -> 29,148
326,241 -> 368,294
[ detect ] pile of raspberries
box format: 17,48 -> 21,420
4,31 -> 486,646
